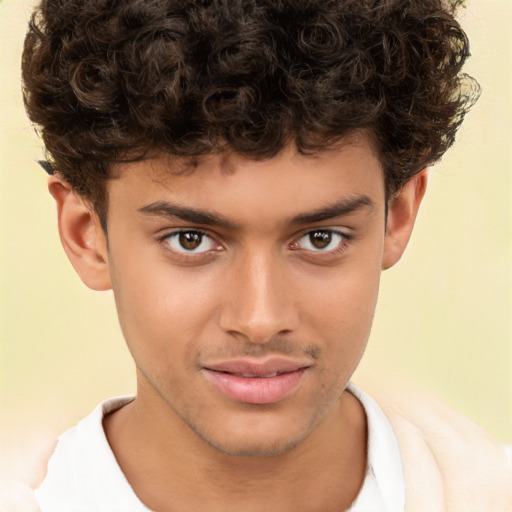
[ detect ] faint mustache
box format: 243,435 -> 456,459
196,338 -> 321,360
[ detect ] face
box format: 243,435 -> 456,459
103,134 -> 388,457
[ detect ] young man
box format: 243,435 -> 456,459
19,0 -> 511,510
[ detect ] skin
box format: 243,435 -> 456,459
49,132 -> 427,511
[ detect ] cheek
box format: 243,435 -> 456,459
109,255 -> 220,367
301,257 -> 381,363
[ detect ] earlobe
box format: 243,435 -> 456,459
382,169 -> 428,270
48,176 -> 112,291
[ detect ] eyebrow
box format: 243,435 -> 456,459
290,195 -> 375,224
138,201 -> 239,229
138,194 -> 374,228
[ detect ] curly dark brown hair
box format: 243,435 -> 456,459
22,0 -> 479,230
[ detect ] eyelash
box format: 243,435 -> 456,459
158,228 -> 352,262
158,229 -> 222,262
291,229 -> 351,257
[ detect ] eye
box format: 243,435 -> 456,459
295,229 -> 346,252
164,230 -> 217,254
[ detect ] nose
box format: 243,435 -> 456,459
218,251 -> 300,344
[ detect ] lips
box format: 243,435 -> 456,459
202,358 -> 310,405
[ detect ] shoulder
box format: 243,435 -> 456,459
4,397 -> 134,512
34,396 -> 136,511
364,383 -> 512,512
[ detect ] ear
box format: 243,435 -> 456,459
48,175 -> 112,291
382,169 -> 428,270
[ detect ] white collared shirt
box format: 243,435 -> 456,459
346,383 -> 405,512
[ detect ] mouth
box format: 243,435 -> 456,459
202,358 -> 310,405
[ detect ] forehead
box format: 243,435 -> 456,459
107,133 -> 386,221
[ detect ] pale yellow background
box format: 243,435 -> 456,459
1,0 -> 511,483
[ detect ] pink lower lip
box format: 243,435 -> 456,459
203,368 -> 307,404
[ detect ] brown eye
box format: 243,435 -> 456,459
295,229 -> 345,252
309,231 -> 332,249
165,230 -> 217,253
179,231 -> 202,250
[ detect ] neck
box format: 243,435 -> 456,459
104,386 -> 367,512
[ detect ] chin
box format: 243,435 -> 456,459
186,412 -> 311,458
201,432 -> 304,458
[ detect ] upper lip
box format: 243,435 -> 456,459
203,357 -> 311,377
